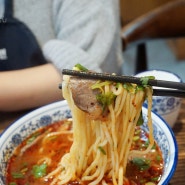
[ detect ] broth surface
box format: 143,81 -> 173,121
6,120 -> 163,185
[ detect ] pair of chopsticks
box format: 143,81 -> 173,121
61,69 -> 185,98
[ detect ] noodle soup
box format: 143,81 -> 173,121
6,119 -> 163,185
0,101 -> 177,185
0,66 -> 178,185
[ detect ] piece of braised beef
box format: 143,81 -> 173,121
69,77 -> 107,120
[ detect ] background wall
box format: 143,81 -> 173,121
120,0 -> 185,82
120,0 -> 185,60
120,0 -> 175,24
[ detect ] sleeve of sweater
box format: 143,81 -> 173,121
42,0 -> 120,72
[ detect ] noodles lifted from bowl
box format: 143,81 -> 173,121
45,69 -> 155,185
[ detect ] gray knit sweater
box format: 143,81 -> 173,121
0,0 -> 123,74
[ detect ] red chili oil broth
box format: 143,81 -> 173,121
6,120 -> 164,185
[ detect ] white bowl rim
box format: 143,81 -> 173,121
135,69 -> 183,83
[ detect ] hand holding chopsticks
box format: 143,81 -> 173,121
61,69 -> 185,98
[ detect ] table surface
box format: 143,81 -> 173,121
0,101 -> 185,184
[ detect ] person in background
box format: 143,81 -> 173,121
0,0 -> 123,112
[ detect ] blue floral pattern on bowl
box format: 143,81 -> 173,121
143,97 -> 181,115
0,101 -> 178,185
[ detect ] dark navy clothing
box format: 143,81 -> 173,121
0,0 -> 47,71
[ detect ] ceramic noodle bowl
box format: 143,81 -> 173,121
0,100 -> 178,184
135,70 -> 182,128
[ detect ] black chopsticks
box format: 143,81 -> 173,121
152,89 -> 185,98
61,69 -> 185,98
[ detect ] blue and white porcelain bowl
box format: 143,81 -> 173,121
135,70 -> 182,128
0,100 -> 178,185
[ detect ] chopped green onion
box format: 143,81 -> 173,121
140,76 -> 155,86
73,63 -> 88,72
116,83 -> 121,89
9,182 -> 17,185
12,172 -> 24,179
137,111 -> 144,126
135,129 -> 141,135
123,83 -> 136,93
26,132 -> 41,145
144,140 -> 150,147
145,182 -> 156,185
96,92 -> 116,112
152,143 -> 156,150
151,176 -> 160,181
32,163 -> 47,178
132,157 -> 151,171
133,136 -> 140,141
156,155 -> 161,162
98,146 -> 106,155
136,85 -> 144,92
